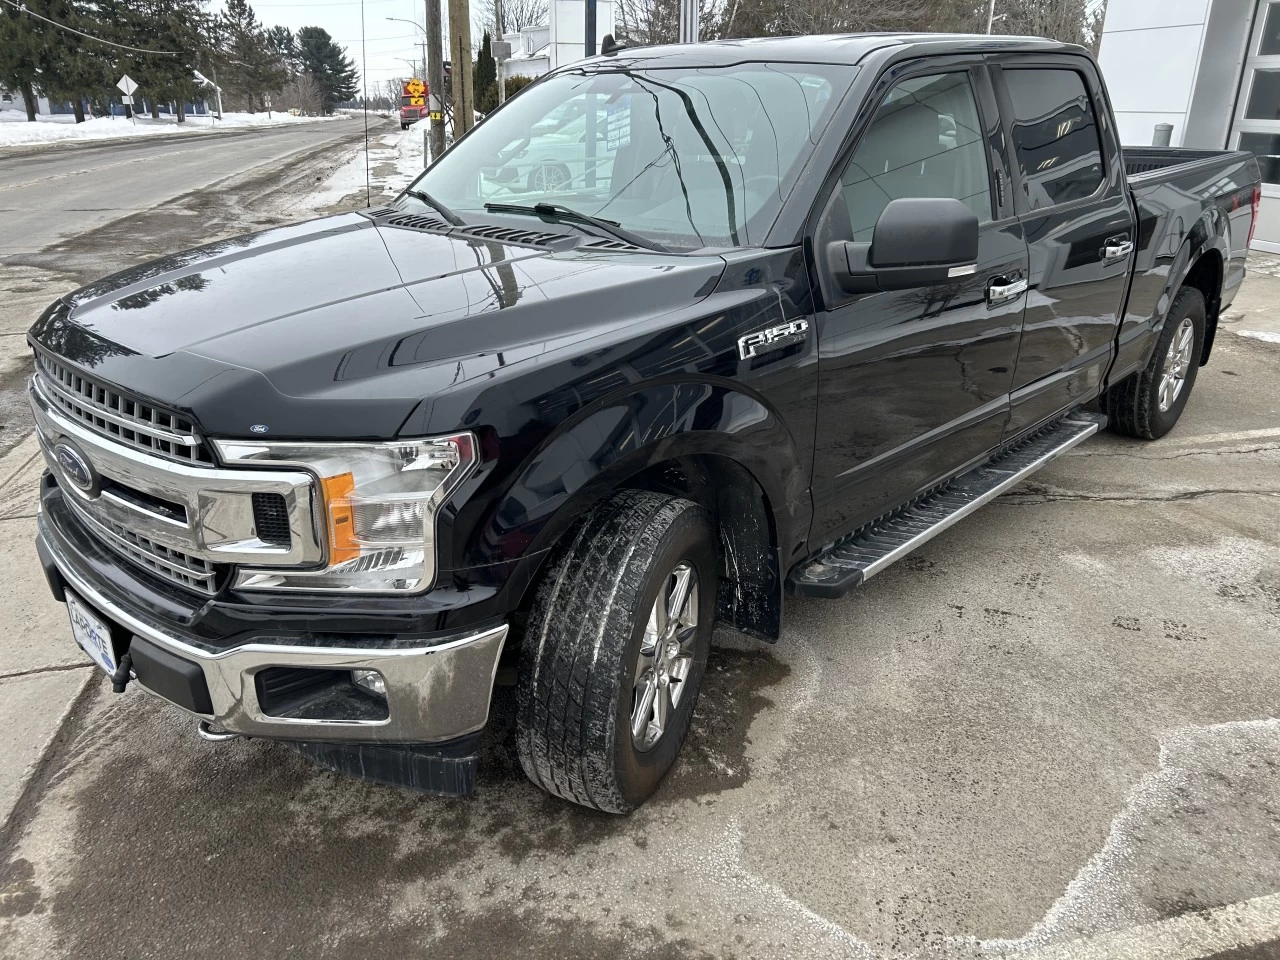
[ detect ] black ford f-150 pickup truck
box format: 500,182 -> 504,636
28,34 -> 1261,812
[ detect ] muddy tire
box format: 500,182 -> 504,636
515,490 -> 717,813
1105,286 -> 1206,440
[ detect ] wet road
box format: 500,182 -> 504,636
0,120 -> 364,256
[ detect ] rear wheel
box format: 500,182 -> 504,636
1105,286 -> 1206,440
515,490 -> 717,813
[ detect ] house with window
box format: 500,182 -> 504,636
499,0 -> 615,86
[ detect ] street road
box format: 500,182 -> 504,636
0,120 -> 365,256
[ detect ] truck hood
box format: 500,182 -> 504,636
30,211 -> 726,439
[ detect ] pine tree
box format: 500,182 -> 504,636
266,25 -> 299,75
0,0 -> 72,120
473,32 -> 497,114
218,0 -> 285,112
296,26 -> 358,114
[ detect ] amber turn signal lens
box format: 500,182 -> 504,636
320,472 -> 359,563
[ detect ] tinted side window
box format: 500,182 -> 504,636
1004,68 -> 1104,209
837,72 -> 992,242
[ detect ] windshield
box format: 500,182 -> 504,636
402,63 -> 855,248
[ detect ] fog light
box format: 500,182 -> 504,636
351,669 -> 387,698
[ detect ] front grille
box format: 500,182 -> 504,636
65,496 -> 220,595
34,352 -> 211,464
252,492 -> 291,546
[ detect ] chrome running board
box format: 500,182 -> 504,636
788,411 -> 1106,598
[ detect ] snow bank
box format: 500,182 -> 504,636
304,118 -> 430,207
0,110 -> 339,148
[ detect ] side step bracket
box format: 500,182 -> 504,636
787,411 -> 1106,599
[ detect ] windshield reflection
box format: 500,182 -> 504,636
402,63 -> 855,249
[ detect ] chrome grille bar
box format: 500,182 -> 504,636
65,495 -> 219,594
33,351 -> 210,464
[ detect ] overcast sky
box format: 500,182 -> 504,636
211,0 -> 457,98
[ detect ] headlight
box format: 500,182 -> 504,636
213,434 -> 476,593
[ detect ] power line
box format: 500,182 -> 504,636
0,0 -> 179,55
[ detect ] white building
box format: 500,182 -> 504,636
500,0 -> 616,84
1098,0 -> 1280,251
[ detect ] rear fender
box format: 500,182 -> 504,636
1140,208 -> 1228,369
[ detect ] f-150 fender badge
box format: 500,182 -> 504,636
737,318 -> 809,360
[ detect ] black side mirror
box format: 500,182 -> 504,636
827,197 -> 979,294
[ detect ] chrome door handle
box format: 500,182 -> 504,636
987,277 -> 1027,306
1105,240 -> 1134,260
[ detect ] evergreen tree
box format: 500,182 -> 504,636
0,0 -> 82,120
266,25 -> 299,75
473,32 -> 497,114
296,26 -> 357,114
218,0 -> 285,112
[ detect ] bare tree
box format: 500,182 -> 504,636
479,0 -> 548,34
616,0 -> 1101,47
275,73 -> 325,115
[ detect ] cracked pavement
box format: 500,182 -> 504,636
0,140 -> 1279,957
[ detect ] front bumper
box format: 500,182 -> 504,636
37,512 -> 508,745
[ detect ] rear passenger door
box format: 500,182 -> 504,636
990,56 -> 1137,436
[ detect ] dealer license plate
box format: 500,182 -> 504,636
66,592 -> 117,676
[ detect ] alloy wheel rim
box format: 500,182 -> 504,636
631,562 -> 699,751
532,164 -> 569,192
1158,317 -> 1195,413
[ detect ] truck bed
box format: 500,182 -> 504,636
1124,146 -> 1255,182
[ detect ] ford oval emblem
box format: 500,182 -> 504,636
250,424 -> 269,434
53,441 -> 98,496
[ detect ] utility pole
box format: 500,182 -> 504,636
448,0 -> 475,138
986,0 -> 997,33
678,0 -> 698,43
494,0 -> 505,104
425,0 -> 446,160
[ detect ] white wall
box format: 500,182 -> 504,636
548,0 -> 616,71
1097,0 -> 1213,146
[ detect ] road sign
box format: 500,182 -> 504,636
429,111 -> 442,121
116,74 -> 138,96
408,96 -> 425,106
404,78 -> 425,96
121,95 -> 134,105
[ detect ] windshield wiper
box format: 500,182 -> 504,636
403,188 -> 466,226
483,202 -> 669,252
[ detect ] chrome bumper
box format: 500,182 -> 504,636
40,520 -> 507,744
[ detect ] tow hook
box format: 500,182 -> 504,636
196,720 -> 243,743
110,652 -> 133,694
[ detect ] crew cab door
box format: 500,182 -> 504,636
809,59 -> 1027,545
988,54 -> 1137,436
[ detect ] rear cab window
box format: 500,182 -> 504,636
1002,68 -> 1105,210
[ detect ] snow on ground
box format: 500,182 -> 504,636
304,117 -> 430,208
1238,329 -> 1280,344
0,110 -> 340,148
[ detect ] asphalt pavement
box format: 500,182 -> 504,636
0,118 -> 364,256
0,131 -> 1278,959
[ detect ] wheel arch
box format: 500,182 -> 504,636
474,382 -> 805,643
1154,208 -> 1227,368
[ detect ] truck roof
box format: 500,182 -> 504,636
589,33 -> 1082,68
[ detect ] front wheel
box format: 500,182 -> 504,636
515,490 -> 717,813
1105,285 -> 1206,440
